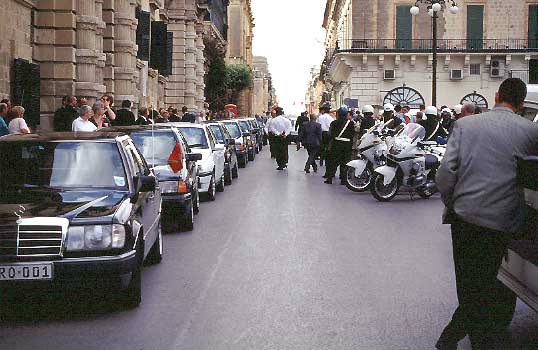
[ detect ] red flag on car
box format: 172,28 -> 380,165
168,143 -> 183,173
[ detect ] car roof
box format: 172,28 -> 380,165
0,132 -> 126,143
166,122 -> 205,129
101,125 -> 176,134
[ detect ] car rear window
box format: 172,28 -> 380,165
0,142 -> 127,194
208,125 -> 225,143
178,127 -> 209,149
130,131 -> 179,166
224,123 -> 241,138
238,121 -> 250,132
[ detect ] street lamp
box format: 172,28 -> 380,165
410,0 -> 459,106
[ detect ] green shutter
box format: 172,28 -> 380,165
467,5 -> 484,49
529,5 -> 538,48
396,6 -> 412,49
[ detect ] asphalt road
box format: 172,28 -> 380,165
1,146 -> 538,350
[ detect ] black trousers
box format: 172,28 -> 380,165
439,219 -> 512,349
304,145 -> 320,171
325,143 -> 351,180
273,136 -> 289,168
320,131 -> 330,164
268,135 -> 275,157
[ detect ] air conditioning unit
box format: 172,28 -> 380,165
490,59 -> 505,78
384,70 -> 395,80
450,69 -> 464,80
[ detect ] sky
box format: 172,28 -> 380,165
251,0 -> 327,115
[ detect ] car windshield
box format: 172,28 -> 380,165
238,121 -> 250,132
130,131 -> 178,166
224,123 -> 241,138
178,127 -> 209,149
208,125 -> 225,143
0,142 -> 127,198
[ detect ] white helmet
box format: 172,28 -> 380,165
441,107 -> 452,115
362,105 -> 374,114
383,103 -> 395,112
425,106 -> 438,116
453,104 -> 463,115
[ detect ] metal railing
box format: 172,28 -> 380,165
330,39 -> 538,53
510,70 -> 530,84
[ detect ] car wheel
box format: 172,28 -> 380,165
216,174 -> 225,192
238,156 -> 246,168
232,163 -> 239,178
146,224 -> 163,264
181,198 -> 194,231
193,189 -> 200,215
119,241 -> 143,309
224,165 -> 233,185
203,175 -> 216,201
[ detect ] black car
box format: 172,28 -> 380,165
222,120 -> 249,168
237,119 -> 256,161
103,126 -> 202,232
205,122 -> 239,185
0,132 -> 162,309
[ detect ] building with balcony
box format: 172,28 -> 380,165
322,0 -> 538,110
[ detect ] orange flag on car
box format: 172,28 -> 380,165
168,143 -> 183,173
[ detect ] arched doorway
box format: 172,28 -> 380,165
460,92 -> 489,109
383,86 -> 425,108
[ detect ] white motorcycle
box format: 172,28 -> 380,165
370,123 -> 445,202
345,123 -> 395,192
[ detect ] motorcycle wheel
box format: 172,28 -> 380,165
346,166 -> 372,192
371,172 -> 399,202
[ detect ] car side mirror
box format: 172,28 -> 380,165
137,175 -> 156,193
186,153 -> 202,162
517,156 -> 538,191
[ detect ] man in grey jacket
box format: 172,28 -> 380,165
298,114 -> 322,173
435,78 -> 538,349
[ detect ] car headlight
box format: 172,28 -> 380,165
66,224 -> 126,251
160,181 -> 179,194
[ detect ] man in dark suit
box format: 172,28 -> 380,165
181,106 -> 195,123
169,107 -> 181,122
436,78 -> 538,350
298,114 -> 322,173
136,107 -> 151,125
114,100 -> 136,126
53,95 -> 78,131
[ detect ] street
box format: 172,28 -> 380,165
1,148 -> 538,350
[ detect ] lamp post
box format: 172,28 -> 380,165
410,1 -> 459,106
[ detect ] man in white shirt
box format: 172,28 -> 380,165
72,105 -> 97,132
267,107 -> 292,170
265,109 -> 277,158
317,102 -> 334,167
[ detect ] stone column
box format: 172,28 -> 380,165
166,0 -> 187,108
184,19 -> 198,111
95,0 -> 107,96
114,0 -> 138,105
34,0 -> 77,130
103,0 -> 116,95
195,22 -> 206,111
75,0 -> 100,103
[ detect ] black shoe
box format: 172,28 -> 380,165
305,169 -> 310,174
435,338 -> 458,350
322,174 -> 328,178
324,178 -> 332,184
313,167 -> 318,173
277,167 -> 284,171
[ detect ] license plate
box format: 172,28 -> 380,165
0,263 -> 53,281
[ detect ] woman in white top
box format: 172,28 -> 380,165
8,106 -> 30,134
72,105 -> 97,132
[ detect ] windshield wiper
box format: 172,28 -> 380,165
189,143 -> 206,148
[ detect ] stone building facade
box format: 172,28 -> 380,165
252,56 -> 273,115
321,0 -> 538,110
226,0 -> 254,116
305,65 -> 326,113
0,0 -> 221,131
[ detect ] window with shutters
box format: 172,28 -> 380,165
150,21 -> 168,73
467,5 -> 484,49
136,7 -> 150,61
470,63 -> 481,75
396,6 -> 412,49
529,5 -> 538,49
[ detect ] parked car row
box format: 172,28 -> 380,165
0,119 -> 266,309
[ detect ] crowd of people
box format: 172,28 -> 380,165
0,99 -> 31,136
265,96 -> 481,185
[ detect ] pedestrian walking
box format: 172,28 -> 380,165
114,100 -> 136,126
435,78 -> 538,350
8,106 -> 30,134
295,112 -> 309,136
324,106 -> 355,185
265,109 -> 277,158
53,95 -> 78,132
298,113 -> 322,173
318,102 -> 334,167
267,107 -> 292,170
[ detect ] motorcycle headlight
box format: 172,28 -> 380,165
66,224 -> 126,251
160,181 -> 179,194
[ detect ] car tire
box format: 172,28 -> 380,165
216,174 -> 225,192
238,156 -> 246,168
248,150 -> 255,162
146,224 -> 163,264
181,198 -> 194,231
232,163 -> 239,178
193,189 -> 200,215
119,240 -> 143,309
202,175 -> 216,201
224,165 -> 233,185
